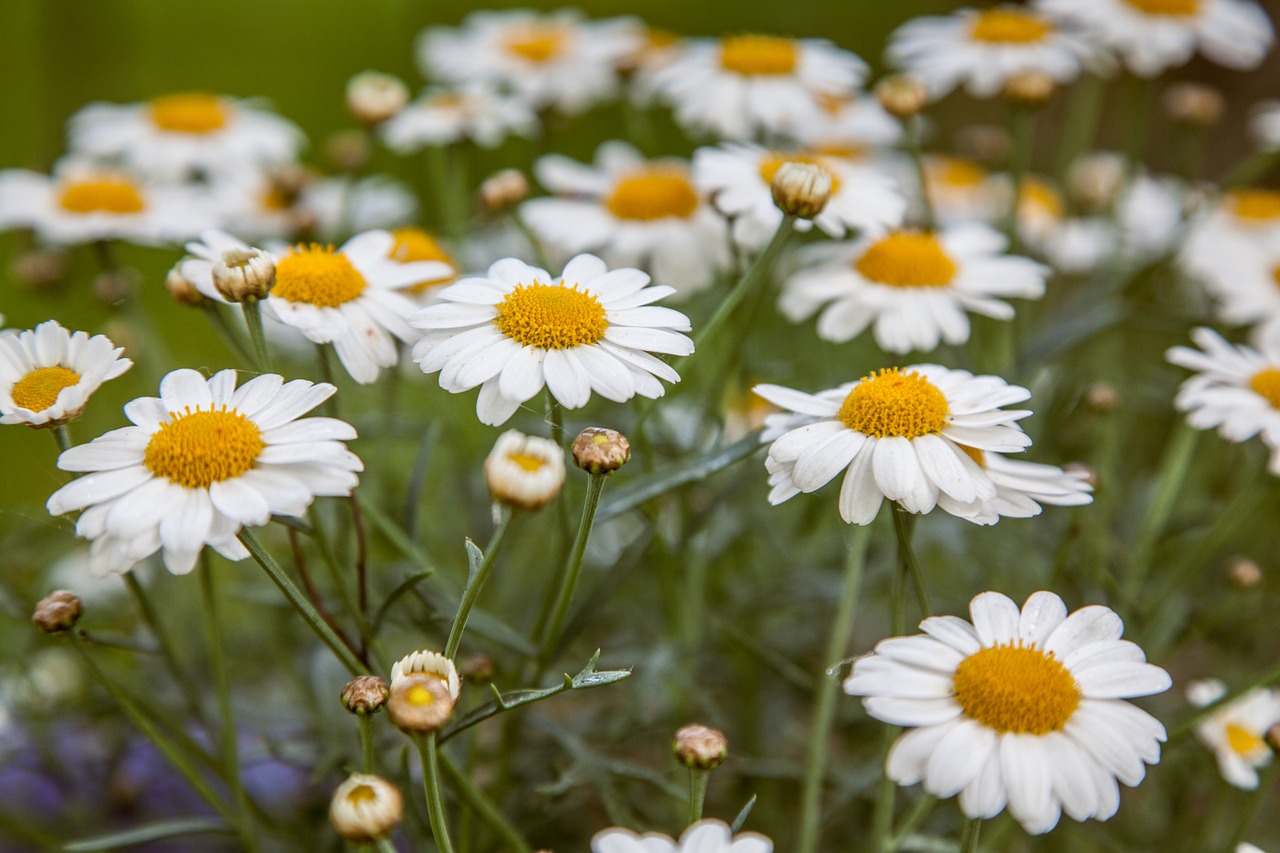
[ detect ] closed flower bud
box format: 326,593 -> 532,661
1163,82 -> 1224,128
11,250 -> 69,291
572,427 -> 631,475
1003,71 -> 1055,107
1083,382 -> 1120,413
341,675 -> 390,715
33,590 -> 82,634
479,169 -> 530,216
1068,153 -> 1127,212
673,723 -> 727,770
329,773 -> 403,842
485,430 -> 566,510
325,129 -> 372,173
347,71 -> 409,125
1228,556 -> 1263,589
462,654 -> 495,683
212,247 -> 275,303
771,162 -> 833,219
165,264 -> 207,307
388,649 -> 461,734
875,74 -> 928,119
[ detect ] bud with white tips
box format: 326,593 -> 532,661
387,649 -> 461,734
212,247 -> 275,303
1163,82 -> 1225,129
771,162 -> 832,219
875,75 -> 928,119
329,773 -> 404,842
479,169 -> 530,216
346,71 -> 409,126
485,430 -> 566,511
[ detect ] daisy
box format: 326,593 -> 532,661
298,175 -> 419,243
943,447 -> 1094,525
779,223 -> 1047,354
755,365 -> 1033,525
416,10 -> 639,115
0,321 -> 132,427
621,26 -> 685,105
1014,176 -> 1067,252
379,84 -> 538,152
68,93 -> 303,182
410,254 -> 692,426
592,819 -> 772,853
522,141 -> 730,296
796,93 -> 903,158
45,368 -> 363,576
1042,217 -> 1117,275
385,227 -> 460,300
1166,327 -> 1280,473
1184,235 -> 1280,346
1035,0 -> 1273,77
390,649 -> 461,702
1183,188 -> 1280,281
887,6 -> 1096,98
1250,100 -> 1280,151
918,155 -> 1002,227
1187,678 -> 1280,790
845,590 -> 1172,834
694,143 -> 906,251
649,33 -> 866,141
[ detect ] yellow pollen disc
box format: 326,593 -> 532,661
970,8 -> 1052,43
144,407 -> 265,489
149,93 -> 229,133
935,157 -> 986,188
493,282 -> 609,350
838,368 -> 950,438
507,452 -> 546,472
606,168 -> 700,221
503,24 -> 567,63
720,34 -> 799,76
347,784 -> 377,804
1122,0 -> 1199,15
1249,368 -> 1280,409
953,643 -> 1081,735
1226,722 -> 1265,755
759,153 -> 841,195
855,232 -> 958,288
1230,189 -> 1280,222
260,186 -> 291,212
11,366 -> 81,412
390,227 -> 457,294
406,683 -> 437,706
817,144 -> 868,161
959,444 -> 987,468
273,245 -> 367,308
1020,178 -> 1065,219
58,178 -> 146,214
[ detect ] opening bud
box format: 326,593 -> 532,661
346,71 -> 409,126
329,773 -> 404,842
479,169 -> 530,216
875,75 -> 928,119
165,263 -> 208,307
673,723 -> 728,770
771,162 -> 832,219
485,430 -> 566,510
572,427 -> 632,475
33,590 -> 82,634
1162,82 -> 1224,128
212,247 -> 275,303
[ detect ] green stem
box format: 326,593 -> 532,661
960,817 -> 983,853
123,574 -> 206,725
359,715 -> 375,772
1053,74 -> 1105,181
200,302 -> 253,365
238,528 -> 366,675
376,838 -> 398,853
1123,423 -> 1198,601
439,751 -> 533,853
240,301 -> 271,373
536,473 -> 608,677
547,393 -> 565,447
889,795 -> 937,847
51,424 -> 72,454
417,734 -> 456,853
1003,105 -> 1034,255
1227,762 -> 1275,850
689,768 -> 710,825
693,216 -> 794,355
869,727 -> 898,853
1221,149 -> 1280,188
892,507 -> 930,619
905,115 -> 935,230
1122,75 -> 1155,170
445,511 -> 515,659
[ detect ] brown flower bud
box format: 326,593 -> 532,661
33,590 -> 82,634
1227,556 -> 1263,589
1162,82 -> 1224,129
479,169 -> 530,216
572,427 -> 632,475
11,250 -> 69,290
325,129 -> 372,173
954,125 -> 1010,165
673,723 -> 727,771
212,247 -> 275,303
165,263 -> 208,307
771,162 -> 833,219
341,675 -> 390,715
329,773 -> 403,842
462,654 -> 495,683
387,673 -> 456,734
1083,382 -> 1120,413
346,71 -> 409,126
1003,71 -> 1056,107
875,75 -> 928,119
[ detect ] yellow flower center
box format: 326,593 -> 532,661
1020,177 -> 1065,219
959,444 -> 987,468
144,407 -> 265,489
1230,189 -> 1280,222
970,8 -> 1053,43
272,245 -> 367,308
1121,0 -> 1199,15
260,186 -> 292,212
855,232 -> 958,288
720,34 -> 799,76
503,24 -> 567,63
493,283 -> 609,350
11,366 -> 81,412
838,368 -> 950,438
58,177 -> 146,214
390,227 -> 457,295
148,93 -> 229,134
934,157 -> 987,188
953,643 -> 1082,735
1226,722 -> 1265,756
508,452 -> 547,472
1249,368 -> 1280,409
759,153 -> 841,194
406,682 -> 441,707
606,167 -> 700,221
347,784 -> 377,804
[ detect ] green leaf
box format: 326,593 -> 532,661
730,794 -> 758,833
597,434 -> 763,523
465,538 -> 483,581
63,819 -> 232,851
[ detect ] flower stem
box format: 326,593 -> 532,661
689,768 -> 710,825
1003,104 -> 1034,254
439,751 -> 533,853
445,510 -> 515,659
547,393 -> 565,447
797,523 -> 872,853
123,573 -> 207,725
359,715 -> 375,772
892,506 -> 930,620
869,726 -> 898,853
376,838 -> 398,853
905,115 -> 936,230
240,301 -> 271,373
1123,422 -> 1198,601
417,733 -> 456,853
51,424 -> 72,454
536,472 -> 608,678
693,215 -> 794,356
200,302 -> 254,365
960,817 -> 983,853
1052,73 -> 1106,179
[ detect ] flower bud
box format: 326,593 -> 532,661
341,675 -> 390,715
479,169 -> 530,216
1162,82 -> 1224,129
388,673 -> 456,734
771,162 -> 832,219
1083,382 -> 1120,413
329,773 -> 404,842
33,590 -> 82,634
572,427 -> 631,475
875,75 -> 928,119
325,129 -> 372,173
462,654 -> 496,683
1003,71 -> 1055,107
1068,153 -> 1126,212
1266,723 -> 1280,754
212,247 -> 275,303
346,71 -> 409,125
165,263 -> 208,307
11,250 -> 69,291
1228,556 -> 1263,589
673,723 -> 727,771
485,430 -> 566,510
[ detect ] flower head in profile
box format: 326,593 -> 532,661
0,321 -> 132,428
46,369 -> 362,576
1187,678 -> 1280,790
943,448 -> 1094,525
380,84 -> 538,151
592,819 -> 771,853
329,773 -> 403,842
411,254 -> 692,426
485,430 -> 566,511
845,590 -> 1172,834
388,649 -> 461,733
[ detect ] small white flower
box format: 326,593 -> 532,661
329,773 -> 403,842
0,321 -> 132,427
1183,188 -> 1280,288
390,649 -> 461,701
845,590 -> 1171,834
796,93 -> 903,155
1250,100 -> 1280,151
1187,678 -> 1280,790
917,155 -> 1003,227
484,430 -> 566,510
942,448 -> 1094,525
592,819 -> 772,853
380,84 -> 538,151
1186,234 -> 1280,346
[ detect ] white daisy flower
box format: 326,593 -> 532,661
1250,100 -> 1280,151
592,819 -> 772,853
68,93 -> 303,182
1014,176 -> 1068,252
622,27 -> 685,106
298,174 -> 418,243
0,321 -> 132,427
410,254 -> 692,426
45,368 -> 362,576
1035,0 -> 1273,77
796,93 -> 903,157
918,156 -> 1003,227
887,6 -> 1096,98
650,33 -> 866,141
416,10 -> 639,115
845,590 -> 1172,834
522,141 -> 730,297
694,143 -> 906,251
384,227 -> 460,301
1115,173 -> 1184,262
1183,188 -> 1280,284
755,365 -> 1033,525
779,223 -> 1047,354
380,84 -> 538,152
1185,234 -> 1280,346
943,447 -> 1094,525
390,649 -> 461,701
1187,678 -> 1280,790
1043,217 -> 1117,275
1166,327 -> 1280,474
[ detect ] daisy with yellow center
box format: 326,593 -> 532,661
1181,234 -> 1280,347
387,227 -> 459,298
1187,678 -> 1280,790
754,364 -> 1033,525
46,368 -> 362,576
1183,188 -> 1280,287
845,590 -> 1172,834
484,429 -> 566,511
389,649 -> 462,701
522,141 -> 729,297
411,254 -> 692,426
380,83 -> 538,152
887,6 -> 1095,98
592,819 -> 774,853
919,156 -> 1002,227
943,446 -> 1094,524
0,321 -> 132,428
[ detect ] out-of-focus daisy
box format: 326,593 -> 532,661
46,369 -> 362,576
1183,188 -> 1280,280
417,10 -> 639,115
1035,0 -> 1273,77
1187,678 -> 1280,790
411,254 -> 692,426
797,93 -> 903,158
1185,235 -> 1280,346
620,26 -> 685,104
755,365 -> 1033,525
69,93 -> 303,182
887,6 -> 1095,98
385,227 -> 460,300
1250,100 -> 1280,151
0,321 -> 132,428
944,447 -> 1094,524
1014,176 -> 1067,251
694,143 -> 906,250
846,590 -> 1171,834
1166,327 -> 1280,473
380,84 -> 538,152
1043,217 -> 1116,275
592,819 -> 771,853
650,34 -> 866,141
298,175 -> 418,243
522,141 -> 730,296
1115,174 -> 1184,261
919,155 -> 1002,226
779,223 -> 1047,353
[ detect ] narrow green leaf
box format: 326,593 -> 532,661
730,794 -> 758,833
63,819 -> 231,851
596,435 -> 763,523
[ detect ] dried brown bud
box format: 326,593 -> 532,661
875,75 -> 928,119
1227,556 -> 1263,589
954,125 -> 1010,165
165,264 -> 208,307
462,654 -> 495,683
572,427 -> 632,475
93,270 -> 134,305
479,169 -> 529,216
1163,82 -> 1225,129
341,675 -> 390,715
212,247 -> 275,303
329,773 -> 404,842
346,71 -> 409,126
387,673 -> 456,734
33,590 -> 82,634
1003,71 -> 1056,107
771,162 -> 833,219
673,723 -> 727,771
325,129 -> 372,173
1083,382 -> 1120,413
11,250 -> 69,290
